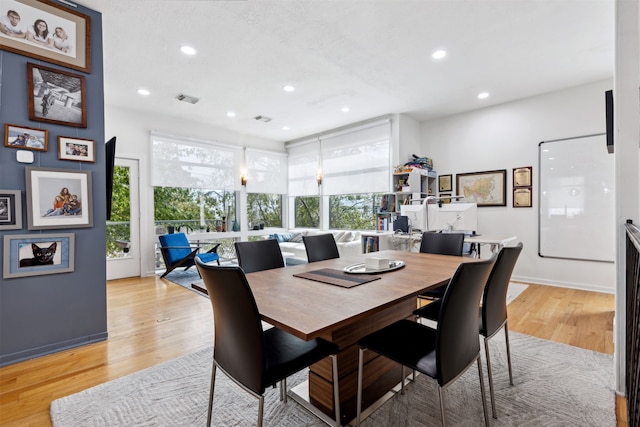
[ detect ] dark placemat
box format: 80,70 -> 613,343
293,268 -> 381,288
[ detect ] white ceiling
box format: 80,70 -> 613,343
74,0 -> 614,143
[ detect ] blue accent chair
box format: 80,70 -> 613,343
158,233 -> 220,278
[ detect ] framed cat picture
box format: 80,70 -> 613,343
3,233 -> 75,279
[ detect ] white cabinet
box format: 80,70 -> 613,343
392,169 -> 437,210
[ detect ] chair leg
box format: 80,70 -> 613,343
331,354 -> 341,427
280,378 -> 287,402
477,356 -> 490,427
437,386 -> 446,427
207,363 -> 217,427
257,395 -> 264,427
400,365 -> 405,395
504,322 -> 514,386
484,336 -> 497,419
356,348 -> 365,427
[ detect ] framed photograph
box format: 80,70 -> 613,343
25,167 -> 92,230
4,123 -> 47,151
438,174 -> 452,192
513,166 -> 532,187
0,189 -> 22,230
0,0 -> 90,73
58,136 -> 95,162
456,169 -> 507,207
439,193 -> 452,204
27,62 -> 87,127
3,232 -> 74,278
513,187 -> 532,208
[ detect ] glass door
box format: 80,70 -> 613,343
106,158 -> 140,279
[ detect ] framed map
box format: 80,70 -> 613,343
456,169 -> 506,207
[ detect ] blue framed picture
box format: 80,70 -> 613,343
3,233 -> 74,278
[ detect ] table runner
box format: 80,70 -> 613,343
293,268 -> 381,288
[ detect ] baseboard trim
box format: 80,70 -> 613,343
511,275 -> 615,294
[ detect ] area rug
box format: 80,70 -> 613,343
50,331 -> 614,426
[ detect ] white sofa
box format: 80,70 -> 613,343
268,230 -> 362,261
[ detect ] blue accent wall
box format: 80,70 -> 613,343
0,3 -> 106,366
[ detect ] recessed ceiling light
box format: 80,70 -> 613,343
432,50 -> 447,60
341,107 -> 350,113
477,92 -> 490,99
283,85 -> 295,92
226,111 -> 236,117
137,88 -> 150,96
282,126 -> 290,131
180,45 -> 196,55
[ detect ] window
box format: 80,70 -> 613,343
329,193 -> 384,230
154,187 -> 236,232
295,196 -> 320,228
247,193 -> 282,228
106,165 -> 130,258
245,149 -> 287,229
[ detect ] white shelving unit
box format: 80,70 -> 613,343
392,169 -> 437,210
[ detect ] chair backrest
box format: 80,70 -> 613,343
436,256 -> 495,385
481,243 -> 523,336
158,233 -> 192,266
303,233 -> 340,263
234,239 -> 285,273
419,231 -> 464,256
195,260 -> 266,394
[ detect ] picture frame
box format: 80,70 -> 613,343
438,174 -> 452,192
0,0 -> 90,73
27,62 -> 87,127
58,136 -> 95,162
513,187 -> 532,208
25,167 -> 92,230
3,123 -> 47,151
439,193 -> 452,204
0,189 -> 22,230
456,169 -> 507,207
3,232 -> 74,278
513,166 -> 532,187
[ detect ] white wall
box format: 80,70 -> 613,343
421,79 -> 616,293
104,106 -> 283,276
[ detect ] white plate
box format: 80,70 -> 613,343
343,260 -> 405,274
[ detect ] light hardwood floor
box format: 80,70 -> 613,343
0,277 -> 625,426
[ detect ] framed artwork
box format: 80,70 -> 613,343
438,174 -> 452,192
0,0 -> 90,73
0,189 -> 22,230
513,187 -> 532,208
58,136 -> 95,162
27,62 -> 87,127
513,166 -> 532,187
456,169 -> 507,207
3,123 -> 47,151
3,232 -> 74,278
25,167 -> 92,230
439,193 -> 452,204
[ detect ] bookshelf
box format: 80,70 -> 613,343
392,169 -> 437,210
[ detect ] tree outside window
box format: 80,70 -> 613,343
247,193 -> 282,229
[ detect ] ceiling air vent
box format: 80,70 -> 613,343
175,93 -> 199,104
254,115 -> 272,123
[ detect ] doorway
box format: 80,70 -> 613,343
106,157 -> 141,280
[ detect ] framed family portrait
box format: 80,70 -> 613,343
4,123 -> 47,151
513,166 -> 532,187
0,189 -> 22,230
513,187 -> 532,208
0,0 -> 90,73
438,174 -> 452,192
3,232 -> 74,278
27,62 -> 87,127
58,136 -> 95,162
25,167 -> 92,230
456,169 -> 507,207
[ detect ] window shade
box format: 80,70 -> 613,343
151,133 -> 242,190
245,149 -> 288,194
287,140 -> 320,197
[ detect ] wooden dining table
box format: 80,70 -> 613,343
243,249 -> 480,425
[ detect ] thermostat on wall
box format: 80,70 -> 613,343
16,150 -> 34,164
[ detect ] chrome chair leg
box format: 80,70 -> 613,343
280,378 -> 287,402
257,395 -> 264,427
484,337 -> 497,418
504,322 -> 514,385
438,386 -> 446,427
331,354 -> 341,427
477,356 -> 490,427
207,363 -> 217,426
356,348 -> 365,427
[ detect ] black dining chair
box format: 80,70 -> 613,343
417,231 -> 465,301
355,257 -> 495,427
234,239 -> 285,273
303,233 -> 340,263
414,243 -> 523,419
195,260 -> 341,427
